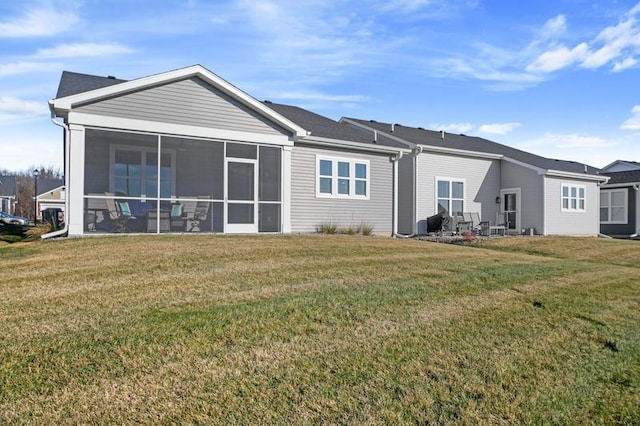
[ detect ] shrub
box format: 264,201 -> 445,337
317,223 -> 338,234
360,223 -> 374,236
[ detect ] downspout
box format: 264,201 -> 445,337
42,102 -> 70,239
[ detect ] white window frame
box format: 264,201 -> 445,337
109,143 -> 176,199
600,188 -> 628,224
561,183 -> 586,212
315,156 -> 370,200
435,177 -> 466,214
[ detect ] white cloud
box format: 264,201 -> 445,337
0,97 -> 49,116
478,122 -> 521,135
0,61 -> 60,77
0,5 -> 79,37
378,0 -> 433,13
34,43 -> 134,59
277,91 -> 369,103
540,15 -> 566,39
621,105 -> 640,131
612,56 -> 638,71
526,43 -> 589,72
429,122 -> 474,134
528,3 -> 640,74
523,132 -> 615,150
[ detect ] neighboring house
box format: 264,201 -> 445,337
0,175 -> 17,214
599,161 -> 640,238
601,160 -> 640,173
36,178 -> 65,223
341,119 -> 608,236
49,65 -> 406,236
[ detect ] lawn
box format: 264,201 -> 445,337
1,235 -> 638,424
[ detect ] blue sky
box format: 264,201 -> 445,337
1,0 -> 639,172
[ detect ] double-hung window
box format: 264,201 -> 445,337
561,184 -> 585,212
600,189 -> 627,223
437,178 -> 464,214
317,156 -> 369,199
112,146 -> 174,198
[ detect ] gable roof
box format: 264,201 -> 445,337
56,71 -> 128,98
601,160 -> 640,172
601,170 -> 640,185
37,178 -> 64,196
343,118 -> 603,177
0,175 -> 17,197
51,65 -> 307,138
264,102 -> 407,151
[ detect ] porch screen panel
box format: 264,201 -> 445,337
259,146 -> 281,201
84,129 -> 156,195
258,146 -> 281,232
228,162 -> 254,201
162,137 -> 224,201
259,203 -> 280,232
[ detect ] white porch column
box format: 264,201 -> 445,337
67,124 -> 86,236
282,146 -> 293,233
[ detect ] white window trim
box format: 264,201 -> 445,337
315,155 -> 370,200
109,142 -> 176,199
600,188 -> 628,224
435,176 -> 466,214
561,183 -> 586,212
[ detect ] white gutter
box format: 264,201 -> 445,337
42,101 -> 69,239
544,169 -> 609,182
299,135 -> 410,155
601,181 -> 640,189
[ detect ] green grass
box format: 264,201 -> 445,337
1,235 -> 638,424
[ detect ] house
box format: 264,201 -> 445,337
36,179 -> 65,224
0,175 -> 17,214
599,161 -> 640,238
49,64 -> 608,238
341,119 -> 608,236
49,65 -> 405,236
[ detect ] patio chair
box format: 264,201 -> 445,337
104,194 -> 136,232
169,203 -> 186,231
469,212 -> 491,236
181,197 -> 210,232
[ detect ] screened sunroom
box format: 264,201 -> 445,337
83,129 -> 282,234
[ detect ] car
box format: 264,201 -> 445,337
0,211 -> 30,226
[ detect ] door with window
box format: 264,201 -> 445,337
501,188 -> 520,233
226,158 -> 258,233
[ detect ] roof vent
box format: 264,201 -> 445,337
391,123 -> 395,132
107,75 -> 116,79
264,100 -> 272,104
584,164 -> 587,173
373,130 -> 377,143
441,130 -> 445,139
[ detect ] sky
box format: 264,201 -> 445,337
1,0 -> 639,173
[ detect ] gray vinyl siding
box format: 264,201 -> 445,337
415,152 -> 500,234
397,155 -> 414,235
290,144 -> 393,234
544,176 -> 600,235
600,186 -> 636,236
501,162 -> 544,234
77,77 -> 289,136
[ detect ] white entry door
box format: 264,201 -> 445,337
501,188 -> 521,234
226,158 -> 258,233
